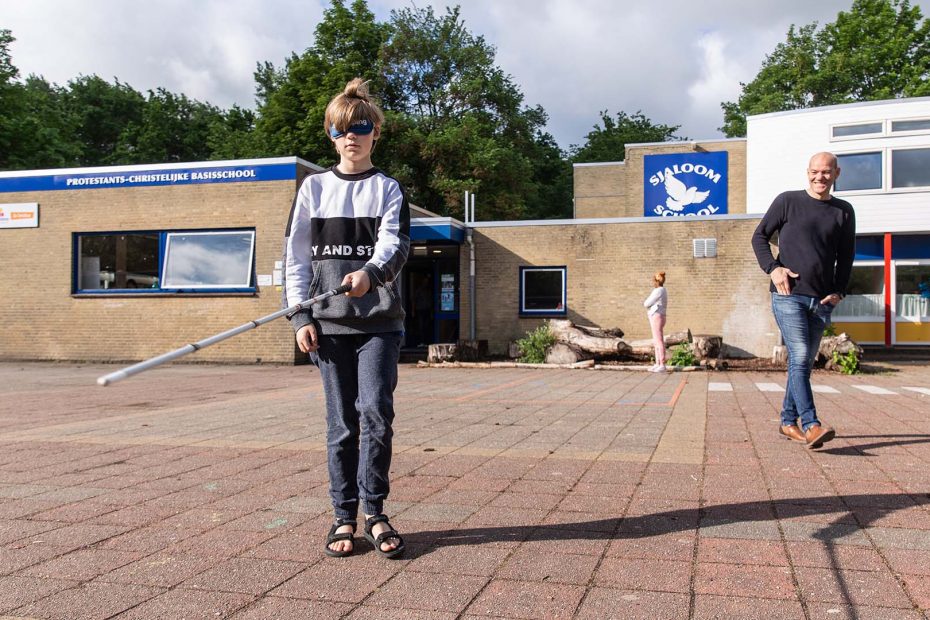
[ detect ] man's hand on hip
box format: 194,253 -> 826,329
771,266 -> 799,295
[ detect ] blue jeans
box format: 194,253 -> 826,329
771,293 -> 834,431
310,332 -> 402,520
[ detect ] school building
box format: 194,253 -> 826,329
1,97 -> 928,365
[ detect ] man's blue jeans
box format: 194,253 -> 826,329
310,332 -> 402,520
771,293 -> 835,431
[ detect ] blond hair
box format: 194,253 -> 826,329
653,271 -> 666,287
323,78 -> 385,136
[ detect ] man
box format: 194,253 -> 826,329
751,152 -> 856,449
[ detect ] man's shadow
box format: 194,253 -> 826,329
823,433 -> 930,456
403,493 -> 925,553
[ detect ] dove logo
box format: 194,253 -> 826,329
643,151 -> 728,217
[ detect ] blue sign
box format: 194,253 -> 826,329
643,151 -> 728,217
0,162 -> 298,193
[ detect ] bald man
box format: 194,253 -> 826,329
751,152 -> 856,449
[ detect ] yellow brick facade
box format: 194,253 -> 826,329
574,139 -> 747,219
460,216 -> 779,358
0,174 -> 304,364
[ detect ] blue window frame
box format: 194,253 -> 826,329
73,228 -> 256,294
519,266 -> 567,316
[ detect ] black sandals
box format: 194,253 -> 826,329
324,518 -> 357,557
364,514 -> 405,559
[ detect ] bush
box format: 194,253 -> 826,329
516,323 -> 556,363
832,350 -> 860,375
823,323 -> 837,337
668,343 -> 696,367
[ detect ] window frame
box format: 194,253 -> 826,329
889,146 -> 930,191
73,227 -> 257,296
833,150 -> 884,194
519,266 -> 567,317
890,117 -> 930,137
829,120 -> 885,141
161,230 -> 256,290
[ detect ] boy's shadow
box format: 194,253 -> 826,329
403,493 -> 925,556
823,433 -> 930,456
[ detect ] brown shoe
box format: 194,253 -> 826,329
779,425 -> 806,443
805,424 -> 835,449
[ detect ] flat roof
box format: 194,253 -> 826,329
747,96 -> 930,121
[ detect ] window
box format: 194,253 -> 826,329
833,264 -> 884,319
896,263 -> 930,320
891,119 -> 930,133
891,148 -> 930,188
835,152 -> 882,191
163,231 -> 255,289
831,122 -> 883,138
520,266 -> 566,315
75,229 -> 256,294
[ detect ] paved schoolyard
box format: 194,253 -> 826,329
0,360 -> 929,619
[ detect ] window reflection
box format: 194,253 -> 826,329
896,264 -> 930,319
162,231 -> 255,288
521,267 -> 566,313
78,234 -> 159,289
835,152 -> 882,191
892,148 -> 930,188
834,265 -> 883,318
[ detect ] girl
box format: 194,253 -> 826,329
643,271 -> 668,372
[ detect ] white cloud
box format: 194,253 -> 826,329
2,0 -> 928,149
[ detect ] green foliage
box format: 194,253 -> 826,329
516,323 -> 556,363
571,111 -> 683,164
823,322 -> 837,337
832,350 -> 860,375
667,343 -> 697,367
721,0 -> 930,137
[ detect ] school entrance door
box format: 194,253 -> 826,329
403,244 -> 459,349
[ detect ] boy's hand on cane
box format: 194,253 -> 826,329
342,270 -> 371,297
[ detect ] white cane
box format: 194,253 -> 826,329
96,284 -> 351,386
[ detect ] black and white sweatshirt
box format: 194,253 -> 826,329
284,166 -> 410,335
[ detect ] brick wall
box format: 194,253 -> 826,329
574,140 -> 747,219
461,215 -> 779,358
0,179 -> 301,364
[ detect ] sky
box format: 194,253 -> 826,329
3,0 -> 928,150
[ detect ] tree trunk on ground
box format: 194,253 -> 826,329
427,343 -> 458,363
545,342 -> 591,364
691,334 -> 722,361
549,319 -> 632,357
818,333 -> 863,370
628,330 -> 692,358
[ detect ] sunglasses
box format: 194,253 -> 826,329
329,120 -> 375,139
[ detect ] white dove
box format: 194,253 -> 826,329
664,174 -> 710,212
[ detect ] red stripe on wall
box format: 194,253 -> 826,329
884,233 -> 892,346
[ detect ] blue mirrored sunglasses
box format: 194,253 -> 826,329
329,120 -> 375,138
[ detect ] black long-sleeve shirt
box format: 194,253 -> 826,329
751,190 -> 856,299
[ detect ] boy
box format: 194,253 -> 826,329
284,78 -> 409,557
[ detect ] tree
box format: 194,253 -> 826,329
570,111 -> 683,164
64,75 -> 144,165
721,0 -> 930,137
115,88 -> 225,163
252,0 -> 388,165
378,5 -> 567,220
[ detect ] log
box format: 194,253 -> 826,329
628,330 -> 693,358
456,339 -> 488,362
427,343 -> 457,363
691,334 -> 722,361
545,342 -> 591,365
549,319 -> 632,357
818,333 -> 863,370
508,341 -> 523,359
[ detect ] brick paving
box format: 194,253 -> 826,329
0,360 -> 929,619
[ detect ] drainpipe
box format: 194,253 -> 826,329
467,227 -> 476,341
